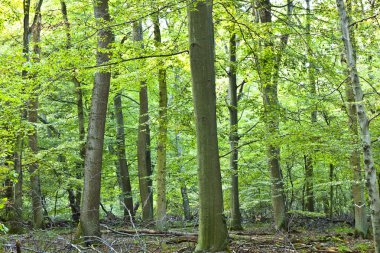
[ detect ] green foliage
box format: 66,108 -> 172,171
0,0 -> 379,238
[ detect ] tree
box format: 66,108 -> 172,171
256,0 -> 288,229
24,0 -> 45,229
304,0 -> 316,212
188,0 -> 228,251
154,13 -> 168,231
113,93 -> 134,220
228,32 -> 242,230
80,0 -> 113,240
336,0 -> 380,251
60,0 -> 83,225
134,20 -> 154,222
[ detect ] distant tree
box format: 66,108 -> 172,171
134,20 -> 154,222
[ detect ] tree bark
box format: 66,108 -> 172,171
154,14 -> 168,231
344,0 -> 369,238
80,0 -> 113,240
258,0 -> 287,230
134,21 -> 154,222
28,6 -> 44,229
113,93 -> 134,220
336,0 -> 380,251
61,1 -> 82,225
304,0 -> 315,212
188,0 -> 228,251
175,134 -> 192,221
9,137 -> 23,233
228,33 -> 242,231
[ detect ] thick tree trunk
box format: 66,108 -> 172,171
228,33 -> 242,231
133,21 -> 154,222
113,93 -> 134,220
154,14 -> 168,231
80,0 -> 113,240
344,0 -> 369,238
188,1 -> 228,251
28,9 -> 44,229
345,53 -> 369,238
258,0 -> 287,230
336,0 -> 380,251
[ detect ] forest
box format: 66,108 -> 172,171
0,0 -> 380,252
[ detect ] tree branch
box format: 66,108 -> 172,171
350,12 -> 380,27
81,50 -> 189,69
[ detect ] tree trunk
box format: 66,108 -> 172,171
304,155 -> 314,212
9,137 -> 23,233
228,33 -> 242,231
80,0 -> 113,241
336,0 -> 380,251
344,0 -> 369,239
188,0 -> 228,251
28,8 -> 44,229
258,0 -> 287,230
175,134 -> 192,221
61,1 -> 82,225
329,163 -> 334,218
304,0 -> 316,212
113,93 -> 134,220
134,21 -> 154,222
154,14 -> 168,231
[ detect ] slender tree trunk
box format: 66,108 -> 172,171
61,1 -> 82,224
336,0 -> 380,251
154,14 -> 168,231
304,0 -> 316,212
133,21 -> 154,222
188,1 -> 228,251
80,0 -> 113,240
329,164 -> 334,218
175,134 -> 192,221
113,93 -> 134,220
28,7 -> 44,229
9,137 -> 23,233
228,33 -> 242,231
258,0 -> 287,230
304,155 -> 314,212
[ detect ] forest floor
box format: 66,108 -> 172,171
0,216 -> 374,252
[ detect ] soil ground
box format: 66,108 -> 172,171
0,217 -> 374,252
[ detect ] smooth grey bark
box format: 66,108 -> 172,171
258,0 -> 288,230
113,93 -> 134,220
80,0 -> 113,240
188,0 -> 228,251
133,21 -> 154,222
154,14 -> 168,231
336,0 -> 380,251
29,6 -> 44,229
228,33 -> 242,231
344,0 -> 369,238
175,134 -> 192,221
